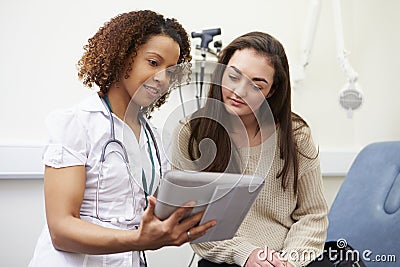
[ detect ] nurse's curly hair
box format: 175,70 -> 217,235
77,10 -> 191,116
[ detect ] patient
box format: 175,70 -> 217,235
172,32 -> 328,267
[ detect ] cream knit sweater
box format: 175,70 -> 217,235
171,120 -> 328,267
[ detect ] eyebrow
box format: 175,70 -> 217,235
231,66 -> 269,85
146,51 -> 163,59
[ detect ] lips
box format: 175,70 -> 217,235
229,97 -> 246,106
143,84 -> 160,97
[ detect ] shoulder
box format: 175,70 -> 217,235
292,112 -> 309,132
45,105 -> 85,133
44,94 -> 105,143
291,113 -> 320,173
291,113 -> 313,146
43,103 -> 90,168
292,113 -> 318,156
171,117 -> 194,159
173,116 -> 192,143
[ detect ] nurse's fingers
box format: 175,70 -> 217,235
141,196 -> 157,222
145,196 -> 157,214
185,218 -> 216,240
178,210 -> 205,230
165,200 -> 196,224
146,196 -> 156,211
171,217 -> 216,245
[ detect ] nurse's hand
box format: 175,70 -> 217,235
136,196 -> 216,250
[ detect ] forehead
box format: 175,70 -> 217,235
137,34 -> 180,65
227,48 -> 274,80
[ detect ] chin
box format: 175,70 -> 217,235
131,95 -> 154,107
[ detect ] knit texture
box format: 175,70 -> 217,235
171,120 -> 329,267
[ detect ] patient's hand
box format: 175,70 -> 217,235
245,247 -> 291,267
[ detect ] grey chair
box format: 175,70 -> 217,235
327,141 -> 400,266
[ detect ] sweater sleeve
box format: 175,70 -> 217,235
282,126 -> 329,267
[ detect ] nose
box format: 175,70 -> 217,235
153,70 -> 169,89
232,80 -> 247,98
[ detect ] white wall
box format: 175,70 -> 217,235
1,0 -> 399,146
1,0 -> 399,266
0,179 -> 45,267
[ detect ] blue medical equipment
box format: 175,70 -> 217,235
327,141 -> 400,266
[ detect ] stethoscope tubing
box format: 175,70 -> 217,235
89,97 -> 162,225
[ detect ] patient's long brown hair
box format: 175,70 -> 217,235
188,31 -> 308,192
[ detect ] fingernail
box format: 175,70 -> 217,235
186,200 -> 196,207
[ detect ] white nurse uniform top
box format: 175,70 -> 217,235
29,93 -> 168,267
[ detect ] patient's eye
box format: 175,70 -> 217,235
250,82 -> 262,90
229,74 -> 239,81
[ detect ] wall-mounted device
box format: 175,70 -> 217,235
294,0 -> 363,118
333,0 -> 363,118
191,28 -> 222,109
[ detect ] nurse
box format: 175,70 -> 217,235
29,10 -> 216,267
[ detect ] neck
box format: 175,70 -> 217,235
106,84 -> 140,125
230,113 -> 259,137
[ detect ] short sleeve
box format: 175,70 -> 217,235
42,109 -> 88,168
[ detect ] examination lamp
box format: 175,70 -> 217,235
333,0 -> 363,118
294,0 -> 363,118
191,28 -> 222,57
339,81 -> 363,118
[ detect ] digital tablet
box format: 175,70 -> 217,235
154,170 -> 264,243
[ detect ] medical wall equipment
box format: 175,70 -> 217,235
86,96 -> 162,225
191,28 -> 222,109
292,0 -> 321,84
333,0 -> 363,118
293,0 -> 363,118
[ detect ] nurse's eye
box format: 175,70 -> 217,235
148,59 -> 159,67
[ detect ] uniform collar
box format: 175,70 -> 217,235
79,92 -> 157,144
79,92 -> 109,115
79,92 -> 150,122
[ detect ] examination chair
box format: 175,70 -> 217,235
326,141 -> 400,266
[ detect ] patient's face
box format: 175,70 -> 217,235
221,48 -> 274,117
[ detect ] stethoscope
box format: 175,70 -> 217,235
91,95 -> 162,226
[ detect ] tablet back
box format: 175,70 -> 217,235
154,170 -> 264,223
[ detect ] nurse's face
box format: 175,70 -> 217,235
121,34 -> 181,107
221,48 -> 274,117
